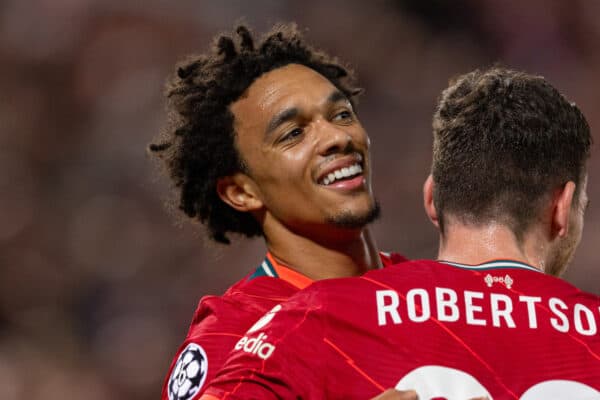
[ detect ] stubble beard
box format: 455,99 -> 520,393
546,248 -> 574,277
546,229 -> 580,277
326,200 -> 381,229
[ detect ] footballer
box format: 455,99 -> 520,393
149,23 -> 406,400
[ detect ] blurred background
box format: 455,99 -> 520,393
1,0 -> 599,398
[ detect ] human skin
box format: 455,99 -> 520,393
218,63 -> 383,280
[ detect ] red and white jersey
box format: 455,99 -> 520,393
204,259 -> 600,400
161,251 -> 405,400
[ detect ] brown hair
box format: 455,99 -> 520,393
432,67 -> 591,239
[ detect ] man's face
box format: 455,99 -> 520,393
229,64 -> 378,239
547,175 -> 589,276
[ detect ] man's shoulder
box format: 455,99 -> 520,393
293,259 -> 429,295
296,259 -> 600,311
226,270 -> 299,298
189,275 -> 299,333
162,275 -> 301,400
275,258 -> 420,307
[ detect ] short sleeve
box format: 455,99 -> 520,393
162,296 -> 256,400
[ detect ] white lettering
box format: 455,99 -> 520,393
235,336 -> 247,350
549,297 -> 569,332
376,290 -> 402,326
244,332 -> 265,354
234,333 -> 276,360
574,304 -> 597,336
436,287 -> 459,322
464,291 -> 486,326
518,296 -> 541,328
257,342 -> 276,359
374,287 -> 597,338
407,289 -> 431,322
396,365 -> 600,399
490,294 -> 515,328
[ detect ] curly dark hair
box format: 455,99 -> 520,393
431,67 -> 592,240
148,23 -> 361,244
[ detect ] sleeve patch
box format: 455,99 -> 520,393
167,343 -> 208,400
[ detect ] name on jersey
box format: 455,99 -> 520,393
376,287 -> 599,336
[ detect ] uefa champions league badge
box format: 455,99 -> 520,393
167,343 -> 208,400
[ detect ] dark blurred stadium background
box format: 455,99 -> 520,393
1,1 -> 599,398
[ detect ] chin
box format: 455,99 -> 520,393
327,200 -> 380,229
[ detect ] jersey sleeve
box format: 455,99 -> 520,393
202,294 -> 327,399
161,296 -> 250,400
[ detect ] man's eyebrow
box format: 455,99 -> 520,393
327,90 -> 350,105
266,107 -> 298,138
264,91 -> 350,139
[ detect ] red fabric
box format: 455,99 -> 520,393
161,252 -> 406,400
160,274 -> 299,400
205,260 -> 600,400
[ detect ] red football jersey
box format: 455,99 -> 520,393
204,260 -> 600,400
162,252 -> 405,400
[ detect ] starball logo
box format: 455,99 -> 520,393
234,332 -> 276,360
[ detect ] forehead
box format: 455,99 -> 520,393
230,63 -> 339,130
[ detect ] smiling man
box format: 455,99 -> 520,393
149,24 -> 406,400
226,63 -> 383,277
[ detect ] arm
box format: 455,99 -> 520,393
161,296 -> 259,400
202,300 -> 326,399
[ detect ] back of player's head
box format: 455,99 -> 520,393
148,23 -> 360,244
431,67 -> 591,238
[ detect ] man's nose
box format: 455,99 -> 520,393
315,119 -> 353,156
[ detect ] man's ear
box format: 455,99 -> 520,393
552,181 -> 576,238
423,174 -> 439,228
216,173 -> 264,212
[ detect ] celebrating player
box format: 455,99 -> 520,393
201,68 -> 598,399
149,23 -> 407,400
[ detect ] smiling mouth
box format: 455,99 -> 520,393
319,162 -> 363,185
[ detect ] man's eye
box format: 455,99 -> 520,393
333,110 -> 353,122
280,127 -> 303,142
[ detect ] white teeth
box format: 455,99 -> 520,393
320,163 -> 363,185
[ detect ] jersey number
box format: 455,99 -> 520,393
395,365 -> 600,400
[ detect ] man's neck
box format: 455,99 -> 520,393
263,224 -> 382,281
437,222 -> 546,271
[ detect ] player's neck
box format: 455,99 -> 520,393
263,224 -> 382,281
437,222 -> 545,271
